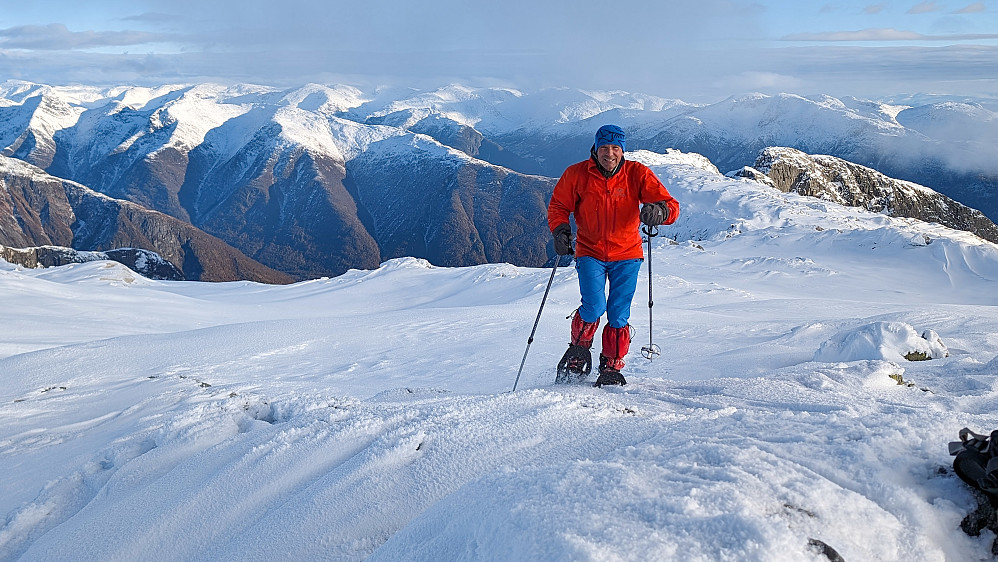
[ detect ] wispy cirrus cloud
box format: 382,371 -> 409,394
955,2 -> 987,13
0,23 -> 177,50
783,28 -> 998,41
119,12 -> 185,25
864,4 -> 888,14
907,1 -> 943,14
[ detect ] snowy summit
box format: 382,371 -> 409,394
2,149 -> 998,560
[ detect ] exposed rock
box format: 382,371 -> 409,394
739,147 -> 998,243
807,538 -> 845,562
959,487 -> 998,556
729,166 -> 776,188
0,244 -> 184,280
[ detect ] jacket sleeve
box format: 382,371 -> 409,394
638,165 -> 679,225
547,167 -> 577,232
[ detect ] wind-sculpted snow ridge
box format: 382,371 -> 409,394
1,310 -> 995,560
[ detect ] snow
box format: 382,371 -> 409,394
813,321 -> 950,363
3,151 -> 998,560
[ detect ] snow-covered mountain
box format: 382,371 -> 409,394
0,82 -> 557,280
2,81 -> 996,282
351,88 -> 998,209
3,149 -> 998,560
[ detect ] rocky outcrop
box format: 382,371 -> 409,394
0,155 -> 294,283
735,147 -> 998,243
0,244 -> 184,280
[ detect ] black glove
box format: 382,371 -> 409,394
552,223 -> 573,256
640,202 -> 669,226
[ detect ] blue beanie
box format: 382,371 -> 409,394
595,124 -> 626,152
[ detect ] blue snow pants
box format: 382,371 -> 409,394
575,256 -> 643,329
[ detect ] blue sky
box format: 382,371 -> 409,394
0,0 -> 996,101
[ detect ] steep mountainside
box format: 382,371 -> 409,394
0,155 -> 293,283
345,135 -> 555,268
734,147 -> 998,244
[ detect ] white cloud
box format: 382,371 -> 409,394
119,12 -> 185,24
1,1 -> 996,103
764,44 -> 998,99
0,23 -> 176,50
719,71 -> 804,92
783,28 -> 998,41
2,43 -> 996,104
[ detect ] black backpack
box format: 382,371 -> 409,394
950,427 -> 998,504
950,428 -> 998,555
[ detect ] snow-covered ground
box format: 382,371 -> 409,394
3,151 -> 998,561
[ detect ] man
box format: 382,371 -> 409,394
547,124 -> 679,387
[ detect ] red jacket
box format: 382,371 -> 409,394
548,157 -> 679,262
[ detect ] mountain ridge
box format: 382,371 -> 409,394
2,80 -> 996,281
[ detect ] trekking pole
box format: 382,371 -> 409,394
641,225 -> 661,360
511,256 -> 563,392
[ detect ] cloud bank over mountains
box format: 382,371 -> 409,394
0,1 -> 996,101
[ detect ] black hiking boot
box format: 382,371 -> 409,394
593,354 -> 626,387
593,368 -> 626,387
556,344 -> 592,383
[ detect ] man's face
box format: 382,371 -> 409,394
596,144 -> 623,171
